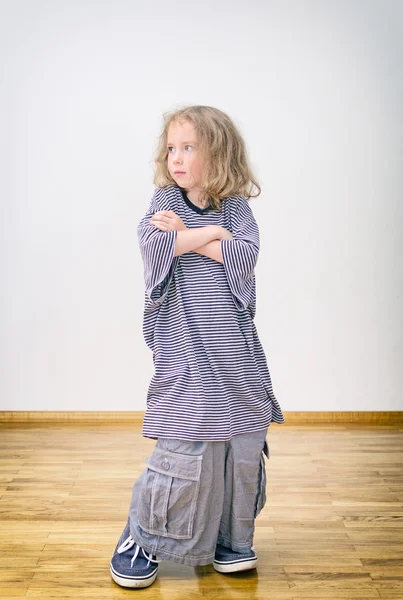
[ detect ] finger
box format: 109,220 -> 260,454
151,218 -> 166,227
153,221 -> 168,231
152,215 -> 173,224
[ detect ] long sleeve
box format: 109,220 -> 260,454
137,188 -> 179,307
220,197 -> 259,313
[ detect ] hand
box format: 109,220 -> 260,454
150,210 -> 187,232
217,226 -> 233,241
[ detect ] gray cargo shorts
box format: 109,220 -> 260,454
127,428 -> 269,566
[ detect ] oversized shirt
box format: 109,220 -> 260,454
137,184 -> 285,441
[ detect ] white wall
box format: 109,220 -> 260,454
1,0 -> 402,412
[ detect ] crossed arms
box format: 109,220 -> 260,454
149,208 -> 232,265
173,227 -> 225,264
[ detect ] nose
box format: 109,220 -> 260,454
172,149 -> 183,164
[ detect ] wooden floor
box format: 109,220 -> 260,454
0,422 -> 402,599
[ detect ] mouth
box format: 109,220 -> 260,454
174,171 -> 186,175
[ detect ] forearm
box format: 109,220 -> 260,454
192,240 -> 223,264
173,226 -> 220,257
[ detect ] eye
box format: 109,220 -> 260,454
185,145 -> 192,151
167,146 -> 174,153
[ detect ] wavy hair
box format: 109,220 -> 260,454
152,105 -> 261,211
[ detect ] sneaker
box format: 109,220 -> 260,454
110,520 -> 160,588
213,543 -> 258,573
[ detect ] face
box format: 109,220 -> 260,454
167,120 -> 205,197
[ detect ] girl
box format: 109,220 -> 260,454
110,105 -> 285,588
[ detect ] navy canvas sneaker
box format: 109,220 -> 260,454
110,520 -> 160,588
213,543 -> 258,573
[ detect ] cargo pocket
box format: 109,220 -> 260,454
254,440 -> 269,518
137,447 -> 203,540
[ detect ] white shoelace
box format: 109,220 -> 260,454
117,534 -> 161,568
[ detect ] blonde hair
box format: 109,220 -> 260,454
153,105 -> 261,211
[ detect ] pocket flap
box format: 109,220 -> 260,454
146,448 -> 202,481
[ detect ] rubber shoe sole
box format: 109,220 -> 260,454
213,555 -> 258,573
110,562 -> 158,588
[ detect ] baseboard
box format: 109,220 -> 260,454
0,411 -> 144,423
0,411 -> 402,424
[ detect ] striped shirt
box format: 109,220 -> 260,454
137,184 -> 285,441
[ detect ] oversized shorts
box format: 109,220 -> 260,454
127,428 -> 269,566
